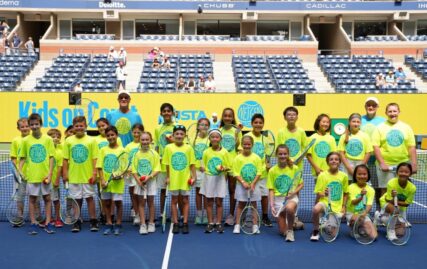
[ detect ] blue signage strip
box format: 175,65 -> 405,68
1,0 -> 427,11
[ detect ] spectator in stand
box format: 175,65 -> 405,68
161,55 -> 171,69
24,37 -> 34,54
375,73 -> 385,90
186,76 -> 196,92
205,74 -> 216,92
158,47 -> 165,61
3,33 -> 10,55
394,67 -> 406,81
118,47 -> 127,65
197,75 -> 206,91
176,76 -> 186,91
0,21 -> 4,33
108,46 -> 118,61
210,112 -> 220,130
0,20 -> 10,34
12,33 -> 22,54
115,61 -> 127,91
384,70 -> 396,89
148,48 -> 157,60
152,58 -> 161,69
73,82 -> 83,92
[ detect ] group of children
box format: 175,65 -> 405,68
10,101 -> 417,242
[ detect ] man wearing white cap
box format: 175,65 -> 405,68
209,112 -> 220,130
115,61 -> 127,91
106,90 -> 143,147
118,47 -> 127,65
361,97 -> 385,209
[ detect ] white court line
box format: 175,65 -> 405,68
414,201 -> 427,209
0,174 -> 12,180
161,223 -> 174,269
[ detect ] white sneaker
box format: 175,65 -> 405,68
387,230 -> 398,241
139,224 -> 148,235
147,223 -> 156,233
133,215 -> 141,226
252,225 -> 260,234
286,230 -> 295,242
310,230 -> 320,241
131,209 -> 136,218
225,215 -> 235,226
233,224 -> 241,234
374,211 -> 382,226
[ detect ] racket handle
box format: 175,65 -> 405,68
393,194 -> 398,207
65,181 -> 69,189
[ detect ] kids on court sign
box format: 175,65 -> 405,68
1,92 -> 426,143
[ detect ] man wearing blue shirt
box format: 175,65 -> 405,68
106,90 -> 143,147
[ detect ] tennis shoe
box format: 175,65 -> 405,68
130,209 -> 136,218
12,222 -> 24,228
202,216 -> 208,225
233,224 -> 241,234
103,225 -> 113,235
133,215 -> 141,226
55,220 -> 64,228
286,230 -> 295,242
262,218 -> 273,227
205,224 -> 214,233
172,223 -> 180,234
72,220 -> 81,233
147,223 -> 156,233
225,215 -> 235,226
387,230 -> 398,241
139,224 -> 148,235
44,223 -> 56,234
90,219 -> 99,232
28,223 -> 38,235
374,211 -> 382,226
216,224 -> 224,233
310,230 -> 320,241
182,223 -> 189,234
253,224 -> 260,234
114,224 -> 122,235
194,216 -> 202,225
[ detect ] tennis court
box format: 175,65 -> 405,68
1,150 -> 427,268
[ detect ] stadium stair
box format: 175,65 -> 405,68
303,62 -> 334,93
399,60 -> 427,93
125,61 -> 143,92
213,61 -> 236,92
18,60 -> 51,91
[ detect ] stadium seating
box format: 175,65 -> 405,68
0,53 -> 38,91
137,54 -> 213,92
405,55 -> 427,80
80,54 -> 117,92
137,35 -> 179,41
406,35 -> 427,41
35,54 -> 89,92
319,54 -> 417,93
246,35 -> 286,42
355,35 -> 400,42
74,34 -> 115,40
233,55 -> 314,93
182,35 -> 231,41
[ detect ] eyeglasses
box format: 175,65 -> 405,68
118,96 -> 130,100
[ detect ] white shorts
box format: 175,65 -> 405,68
316,202 -> 344,219
51,187 -> 60,202
101,192 -> 123,201
200,174 -> 228,198
27,183 -> 50,196
235,182 -> 261,202
157,172 -> 167,190
169,190 -> 191,196
15,180 -> 27,202
68,183 -> 96,199
376,166 -> 395,188
345,212 -> 374,226
380,205 -> 407,219
125,174 -> 136,187
258,178 -> 268,196
345,160 -> 363,183
195,170 -> 205,188
134,179 -> 157,197
273,195 -> 299,214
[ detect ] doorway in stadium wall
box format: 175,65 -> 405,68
311,19 -> 349,55
20,20 -> 50,49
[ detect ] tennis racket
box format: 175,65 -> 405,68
272,170 -> 302,218
74,98 -> 97,126
353,195 -> 376,245
105,152 -> 131,187
60,182 -> 80,225
6,162 -> 25,225
186,123 -> 199,147
386,195 -> 411,246
220,124 -> 242,152
320,187 -> 340,242
240,189 -> 261,235
261,130 -> 276,163
293,138 -> 316,165
162,188 -> 169,233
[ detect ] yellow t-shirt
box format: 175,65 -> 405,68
379,177 -> 416,212
372,121 -> 416,165
307,133 -> 337,176
19,134 -> 55,183
244,132 -> 268,178
162,143 -> 196,191
346,183 -> 375,214
154,123 -> 175,172
52,146 -> 63,186
10,135 -> 29,178
96,146 -> 126,194
338,130 -> 372,161
125,141 -> 141,164
220,126 -> 242,159
132,149 -> 161,177
193,135 -> 209,169
314,170 -> 349,213
202,147 -> 231,176
267,164 -> 302,196
232,153 -> 263,184
63,135 -> 98,184
95,135 -> 123,150
276,126 -> 308,160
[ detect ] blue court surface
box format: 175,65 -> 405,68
1,222 -> 426,269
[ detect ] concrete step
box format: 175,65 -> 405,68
124,62 -> 143,92
303,62 -> 334,93
213,61 -> 235,92
18,60 -> 52,91
397,61 -> 427,93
